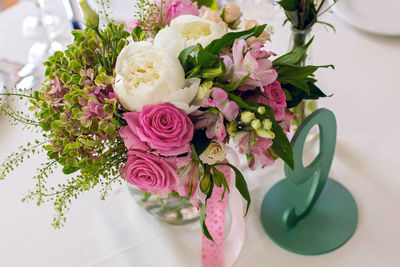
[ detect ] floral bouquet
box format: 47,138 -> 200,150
0,0 -> 330,254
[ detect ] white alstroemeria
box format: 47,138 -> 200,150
169,15 -> 228,47
114,40 -> 200,113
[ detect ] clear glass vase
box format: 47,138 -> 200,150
289,27 -> 317,132
128,184 -> 200,225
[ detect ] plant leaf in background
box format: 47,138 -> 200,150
278,0 -> 339,30
192,0 -> 218,10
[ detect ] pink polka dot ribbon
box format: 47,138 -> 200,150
201,164 -> 230,267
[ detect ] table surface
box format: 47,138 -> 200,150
0,1 -> 399,267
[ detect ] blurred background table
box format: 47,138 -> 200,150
0,1 -> 399,267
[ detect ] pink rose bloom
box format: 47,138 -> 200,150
155,0 -> 199,25
264,81 -> 286,107
122,150 -> 180,197
238,133 -> 275,170
119,113 -> 150,152
120,103 -> 194,156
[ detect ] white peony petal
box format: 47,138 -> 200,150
113,41 -> 185,111
166,78 -> 201,114
170,15 -> 228,47
154,27 -> 186,58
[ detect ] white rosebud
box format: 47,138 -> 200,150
200,7 -> 224,23
221,3 -> 242,24
199,141 -> 227,165
240,19 -> 270,45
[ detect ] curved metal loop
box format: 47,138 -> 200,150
283,108 -> 337,227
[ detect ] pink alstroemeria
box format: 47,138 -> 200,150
237,133 -> 275,170
189,110 -> 226,142
209,87 -> 240,122
177,160 -> 200,209
197,87 -> 239,142
223,39 -> 277,91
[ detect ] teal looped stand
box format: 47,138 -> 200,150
260,108 -> 358,255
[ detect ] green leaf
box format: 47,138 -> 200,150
192,129 -> 212,156
178,45 -> 197,70
196,49 -> 218,65
228,93 -> 258,113
212,167 -> 230,201
278,0 -> 298,11
201,60 -> 225,79
273,36 -> 314,66
200,203 -> 216,245
212,167 -> 224,187
61,73 -> 71,84
271,122 -> 294,169
214,73 -> 251,92
284,78 -> 311,94
69,60 -> 82,73
62,166 -> 79,175
308,82 -> 327,98
213,162 -> 251,216
205,25 -> 267,55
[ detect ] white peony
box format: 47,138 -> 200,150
169,15 -> 228,47
114,40 -> 200,113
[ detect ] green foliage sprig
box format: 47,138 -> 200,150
273,37 -> 333,108
134,0 -> 166,37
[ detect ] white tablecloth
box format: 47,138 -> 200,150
0,1 -> 399,267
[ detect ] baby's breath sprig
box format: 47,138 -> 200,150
96,0 -> 113,24
134,0 -> 167,37
0,87 -> 43,131
0,139 -> 47,180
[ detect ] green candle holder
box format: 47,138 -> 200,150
260,108 -> 358,255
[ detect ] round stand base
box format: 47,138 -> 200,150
260,178 -> 358,255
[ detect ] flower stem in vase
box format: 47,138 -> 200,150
289,27 -> 318,131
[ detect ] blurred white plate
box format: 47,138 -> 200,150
331,0 -> 400,36
87,0 -> 137,23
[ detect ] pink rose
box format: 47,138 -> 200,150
119,112 -> 150,152
124,103 -> 194,156
122,150 -> 180,196
264,81 -> 286,107
155,0 -> 199,25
